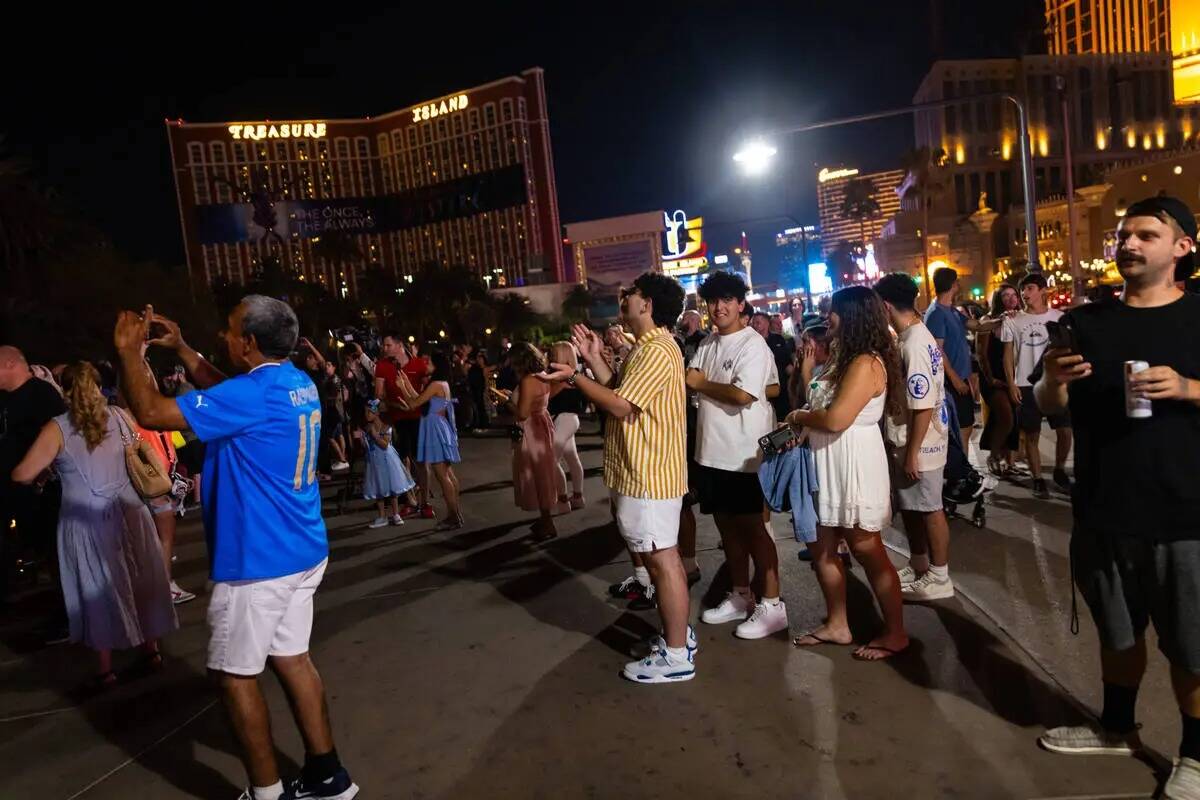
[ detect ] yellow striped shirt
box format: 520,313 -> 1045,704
603,327 -> 688,499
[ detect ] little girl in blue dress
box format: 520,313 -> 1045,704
363,399 -> 416,528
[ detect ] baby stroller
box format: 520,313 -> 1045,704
941,394 -> 995,528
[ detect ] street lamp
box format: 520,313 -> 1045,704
732,92 -> 1039,282
733,140 -> 778,176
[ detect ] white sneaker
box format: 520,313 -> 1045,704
170,581 -> 196,605
622,649 -> 695,684
735,601 -> 789,639
701,592 -> 753,625
389,514 -> 404,526
641,625 -> 699,657
902,571 -> 955,601
1164,757 -> 1200,799
1038,722 -> 1142,756
368,517 -> 388,529
896,565 -> 918,586
331,461 -> 350,472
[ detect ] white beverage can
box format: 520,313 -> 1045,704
1124,360 -> 1152,419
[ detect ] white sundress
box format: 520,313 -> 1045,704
806,362 -> 892,532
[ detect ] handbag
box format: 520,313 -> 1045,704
112,408 -> 173,499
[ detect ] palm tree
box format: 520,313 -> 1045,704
899,146 -> 947,304
562,285 -> 593,322
840,176 -> 882,259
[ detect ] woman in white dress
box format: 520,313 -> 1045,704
784,286 -> 909,661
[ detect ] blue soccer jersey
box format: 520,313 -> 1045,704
177,361 -> 329,581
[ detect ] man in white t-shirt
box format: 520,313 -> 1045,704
687,271 -> 787,640
875,274 -> 954,601
1002,273 -> 1073,500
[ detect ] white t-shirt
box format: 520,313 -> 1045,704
1000,308 -> 1062,387
885,322 -> 948,471
690,326 -> 775,472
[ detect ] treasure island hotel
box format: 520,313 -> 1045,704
166,68 -> 563,298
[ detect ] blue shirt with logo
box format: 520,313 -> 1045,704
177,361 -> 328,582
923,302 -> 972,380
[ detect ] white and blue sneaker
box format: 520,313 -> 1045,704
284,767 -> 360,799
635,625 -> 699,658
622,649 -> 696,684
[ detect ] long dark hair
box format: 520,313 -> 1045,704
989,284 -> 1018,318
429,351 -> 452,382
827,286 -> 905,418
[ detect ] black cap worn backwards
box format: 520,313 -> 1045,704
1123,195 -> 1198,279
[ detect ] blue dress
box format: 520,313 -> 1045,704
363,427 -> 416,500
417,392 -> 461,464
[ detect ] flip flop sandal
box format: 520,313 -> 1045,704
852,644 -> 908,661
792,632 -> 849,648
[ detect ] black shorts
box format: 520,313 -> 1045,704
1072,530 -> 1200,674
392,418 -> 421,461
177,440 -> 206,475
948,383 -> 976,428
693,463 -> 765,516
1018,386 -> 1070,432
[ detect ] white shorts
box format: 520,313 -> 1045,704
207,558 -> 328,676
609,491 -> 683,554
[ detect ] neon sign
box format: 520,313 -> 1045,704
229,122 -> 327,141
412,94 -> 470,122
818,167 -> 860,183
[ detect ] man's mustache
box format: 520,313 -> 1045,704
1116,252 -> 1145,264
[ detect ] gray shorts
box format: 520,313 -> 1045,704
888,449 -> 945,513
1071,531 -> 1200,674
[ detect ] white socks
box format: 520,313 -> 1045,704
253,782 -> 284,800
762,596 -> 782,607
634,566 -> 651,588
928,563 -> 950,580
665,646 -> 689,663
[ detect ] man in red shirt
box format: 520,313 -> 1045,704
375,334 -> 433,517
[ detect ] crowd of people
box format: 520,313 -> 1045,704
2,194 -> 1200,798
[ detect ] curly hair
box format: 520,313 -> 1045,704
509,342 -> 547,376
61,362 -> 110,451
631,271 -> 686,327
826,286 -> 906,418
698,270 -> 748,303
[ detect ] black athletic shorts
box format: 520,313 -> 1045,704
948,383 -> 976,428
693,463 -> 765,516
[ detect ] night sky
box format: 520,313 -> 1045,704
5,1 -> 1043,288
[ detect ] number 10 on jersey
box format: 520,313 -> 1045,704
294,410 -> 322,490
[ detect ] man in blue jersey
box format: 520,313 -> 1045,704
115,296 -> 357,800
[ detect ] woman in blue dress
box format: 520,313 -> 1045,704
398,352 -> 464,531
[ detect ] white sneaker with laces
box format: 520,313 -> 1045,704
331,461 -> 350,472
170,581 -> 196,605
896,565 -> 918,586
902,571 -> 955,601
389,514 -> 404,526
641,625 -> 699,657
367,517 -> 388,529
622,649 -> 695,684
734,601 -> 789,639
701,592 -> 753,625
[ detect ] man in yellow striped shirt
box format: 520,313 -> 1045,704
539,272 -> 694,684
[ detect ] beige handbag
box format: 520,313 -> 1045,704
112,408 -> 172,499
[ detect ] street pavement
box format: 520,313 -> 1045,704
0,423 -> 1177,799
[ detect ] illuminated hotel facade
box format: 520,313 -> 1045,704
166,68 -> 563,298
815,167 -> 904,259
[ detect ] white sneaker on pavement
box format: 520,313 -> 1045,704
640,625 -> 699,657
170,581 -> 196,605
701,592 -> 753,625
368,517 -> 388,529
734,601 -> 789,639
1037,722 -> 1142,756
622,650 -> 695,684
389,514 -> 404,526
331,461 -> 350,472
901,572 -> 955,601
896,565 -> 918,586
1164,757 -> 1200,799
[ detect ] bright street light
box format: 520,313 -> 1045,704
733,140 -> 777,175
